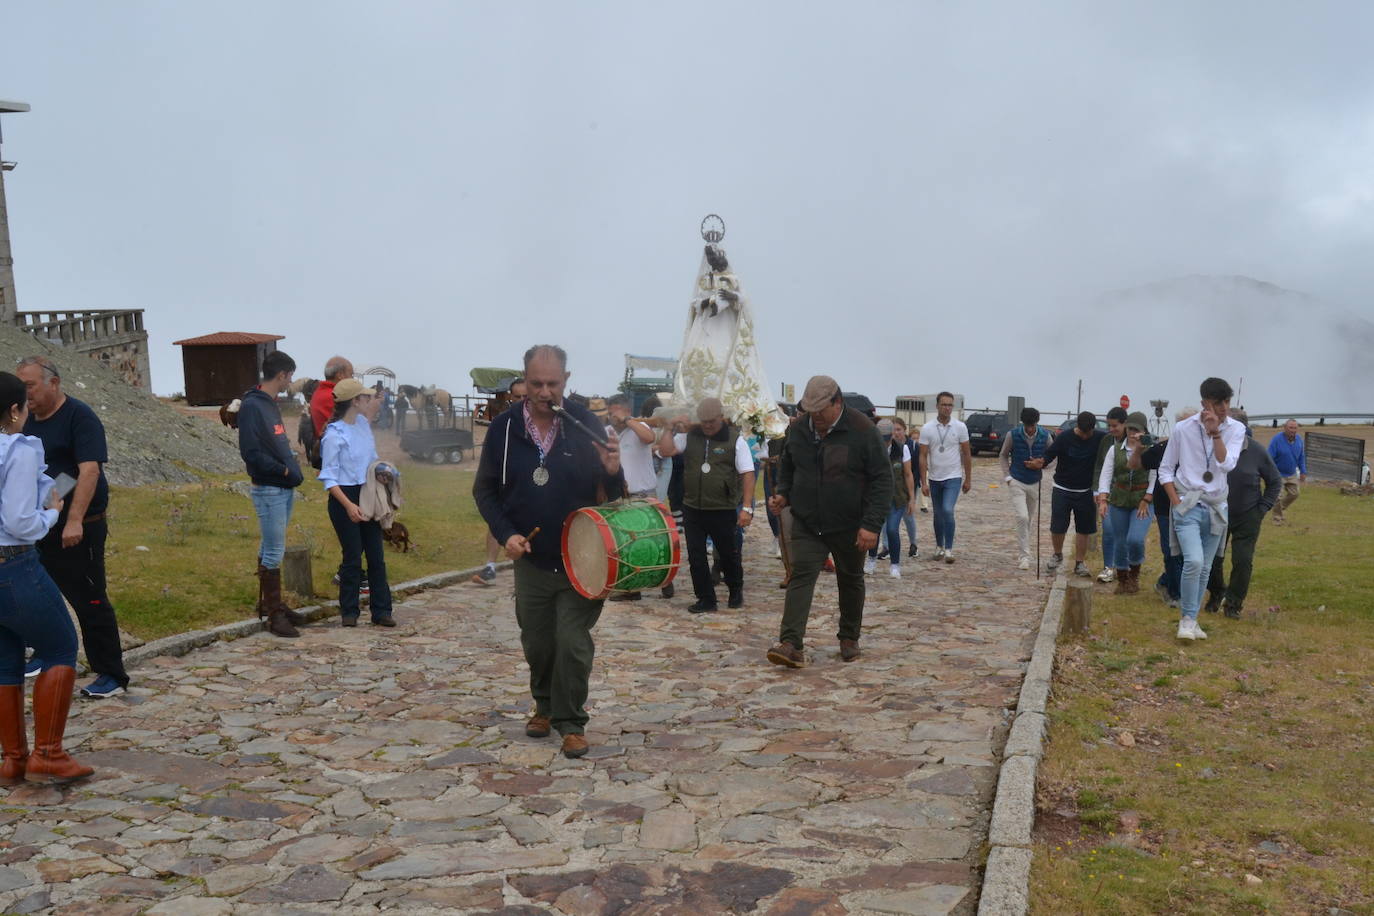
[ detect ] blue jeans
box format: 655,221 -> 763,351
1107,505 -> 1151,569
1155,512 -> 1182,598
1173,503 -> 1224,620
928,478 -> 961,549
0,549 -> 78,685
903,507 -> 917,546
250,485 -> 296,569
869,506 -> 909,565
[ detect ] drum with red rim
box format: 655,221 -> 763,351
562,499 -> 680,599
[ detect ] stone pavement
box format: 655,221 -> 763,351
0,462 -> 1052,915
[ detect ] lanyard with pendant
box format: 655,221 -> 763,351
524,406 -> 560,486
1197,424 -> 1215,484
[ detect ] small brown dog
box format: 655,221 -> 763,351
382,522 -> 412,553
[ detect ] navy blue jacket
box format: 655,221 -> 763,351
1042,428 -> 1107,491
237,387 -> 304,488
473,401 -> 626,573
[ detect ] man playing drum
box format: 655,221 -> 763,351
473,345 -> 624,759
604,393 -> 660,603
656,398 -> 755,613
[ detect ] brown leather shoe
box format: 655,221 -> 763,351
839,639 -> 861,662
561,733 -> 590,758
525,714 -> 552,738
766,642 -> 805,668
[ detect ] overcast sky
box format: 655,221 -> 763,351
3,1 -> 1373,417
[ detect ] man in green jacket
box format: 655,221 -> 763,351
765,376 -> 892,666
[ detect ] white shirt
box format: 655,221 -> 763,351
1157,414 -> 1245,497
919,419 -> 969,481
672,432 -> 754,473
608,423 -> 658,494
1096,437 -> 1157,496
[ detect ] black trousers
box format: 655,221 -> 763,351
37,517 -> 128,687
682,506 -> 742,605
327,485 -> 393,621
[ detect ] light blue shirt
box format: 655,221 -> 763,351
319,417 -> 378,490
0,434 -> 60,546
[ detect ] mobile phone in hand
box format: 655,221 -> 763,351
52,473 -> 77,499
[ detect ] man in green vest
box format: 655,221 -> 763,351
657,398 -> 755,613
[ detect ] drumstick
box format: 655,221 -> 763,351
525,526 -> 541,542
550,404 -> 611,451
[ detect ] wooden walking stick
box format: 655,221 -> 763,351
1036,478 -> 1042,581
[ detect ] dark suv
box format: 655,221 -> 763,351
964,412 -> 1010,456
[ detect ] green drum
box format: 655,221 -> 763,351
562,498 -> 681,599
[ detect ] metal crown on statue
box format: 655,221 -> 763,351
700,214 -> 725,243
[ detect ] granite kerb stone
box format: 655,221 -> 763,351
978,569 -> 1065,916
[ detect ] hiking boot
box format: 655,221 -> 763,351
766,643 -> 805,668
1223,600 -> 1242,620
1126,565 -> 1142,594
688,600 -> 718,614
727,588 -> 744,609
561,733 -> 590,759
1203,593 -> 1223,614
1114,573 -> 1131,595
839,639 -> 861,662
525,714 -> 552,738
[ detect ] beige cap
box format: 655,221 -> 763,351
799,375 -> 840,412
333,378 -> 367,402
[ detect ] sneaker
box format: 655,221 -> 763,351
24,657 -> 42,679
1166,597 -> 1180,609
876,548 -> 890,560
1097,567 -> 1116,583
479,564 -> 497,583
1045,553 -> 1063,571
1154,579 -> 1170,602
944,550 -> 955,564
360,576 -> 370,598
1191,620 -> 1208,639
920,506 -> 929,513
1223,600 -> 1242,620
774,541 -> 782,559
931,547 -> 946,561
889,565 -> 902,579
80,675 -> 126,699
1073,561 -> 1092,578
908,543 -> 918,558
864,557 -> 877,575
1018,556 -> 1030,570
1176,620 -> 1197,641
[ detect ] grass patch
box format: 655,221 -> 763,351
1031,485 -> 1374,914
106,461 -> 488,640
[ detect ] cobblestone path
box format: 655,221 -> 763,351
1,462 -> 1051,915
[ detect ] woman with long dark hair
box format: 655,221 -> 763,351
319,379 -> 394,627
0,371 -> 92,784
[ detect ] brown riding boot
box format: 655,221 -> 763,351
24,666 -> 93,784
259,568 -> 300,638
1126,565 -> 1142,594
1114,570 -> 1130,595
0,684 -> 29,785
258,565 -> 307,627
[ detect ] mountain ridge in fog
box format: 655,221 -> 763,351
1043,275 -> 1374,415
